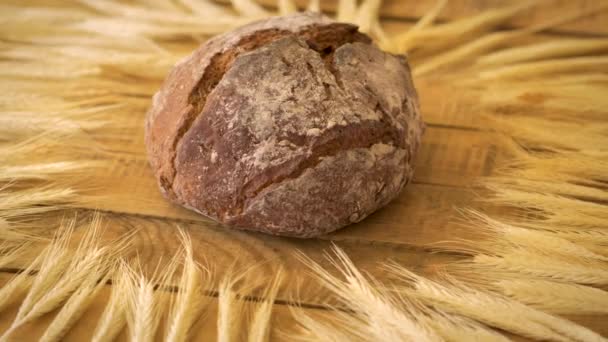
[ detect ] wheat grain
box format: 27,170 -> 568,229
9,222 -> 74,323
165,230 -> 209,342
217,270 -> 249,342
497,279 -> 608,315
473,251 -> 608,286
248,268 -> 284,342
289,307 -> 366,342
91,264 -> 130,342
463,210 -> 608,261
0,243 -> 49,313
125,255 -> 179,342
10,246 -> 109,329
297,246 -> 443,341
388,264 -> 605,342
39,270 -> 110,342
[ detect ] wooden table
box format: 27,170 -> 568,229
1,0 -> 606,340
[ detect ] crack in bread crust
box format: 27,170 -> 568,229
237,45 -> 405,215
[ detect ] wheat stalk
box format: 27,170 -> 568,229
1,1 -> 607,340
231,0 -> 270,18
393,2 -> 533,54
478,38 -> 608,66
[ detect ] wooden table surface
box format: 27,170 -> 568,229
1,0 -> 607,340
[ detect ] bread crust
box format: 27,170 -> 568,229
145,13 -> 424,237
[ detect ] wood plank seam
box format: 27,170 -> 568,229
63,207 -> 472,253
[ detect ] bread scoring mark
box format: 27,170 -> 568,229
230,144 -> 407,237
165,28 -> 289,193
237,121 -> 404,214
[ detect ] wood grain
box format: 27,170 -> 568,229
3,2 -> 606,340
0,272 -> 325,342
1,270 -> 607,341
55,212 -> 465,301
75,125 -> 505,250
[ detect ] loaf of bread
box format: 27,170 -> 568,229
145,12 -> 424,238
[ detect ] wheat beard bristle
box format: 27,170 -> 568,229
1,0 -> 607,341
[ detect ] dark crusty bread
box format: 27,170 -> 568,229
145,12 -> 424,238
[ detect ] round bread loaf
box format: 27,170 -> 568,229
145,12 -> 424,238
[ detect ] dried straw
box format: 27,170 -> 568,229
1,0 -> 607,340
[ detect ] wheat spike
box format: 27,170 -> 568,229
0,243 -> 47,313
0,241 -> 35,269
388,264 -> 605,342
414,30 -> 521,76
424,310 -> 510,342
1,215 -> 129,339
8,222 -> 74,325
39,270 -> 110,342
125,256 -> 180,342
0,187 -> 76,218
0,162 -> 98,183
217,272 -> 248,342
463,210 -> 608,261
91,264 -> 131,342
497,279 -> 608,315
165,230 -> 209,342
248,268 -> 284,342
289,307 -> 365,342
473,251 -> 608,286
297,246 -> 443,341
